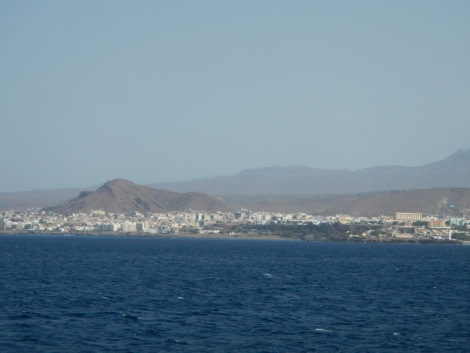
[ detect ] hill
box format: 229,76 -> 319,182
45,179 -> 228,215
151,149 -> 470,195
223,188 -> 470,217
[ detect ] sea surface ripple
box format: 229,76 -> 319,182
0,235 -> 468,352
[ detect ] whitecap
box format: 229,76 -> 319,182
315,328 -> 332,333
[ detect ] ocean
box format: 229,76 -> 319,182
0,235 -> 468,352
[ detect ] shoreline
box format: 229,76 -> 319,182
0,230 -> 465,245
0,230 -> 292,241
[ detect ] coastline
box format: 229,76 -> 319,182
0,230 -> 291,241
0,230 -> 464,244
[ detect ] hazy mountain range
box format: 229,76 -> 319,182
151,149 -> 470,195
1,149 -> 469,216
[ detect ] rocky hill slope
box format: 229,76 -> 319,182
224,188 -> 470,217
45,179 -> 228,215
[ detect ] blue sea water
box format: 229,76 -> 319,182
0,235 -> 468,353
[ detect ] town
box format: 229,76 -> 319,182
1,208 -> 470,243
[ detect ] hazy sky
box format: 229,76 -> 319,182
1,1 -> 469,192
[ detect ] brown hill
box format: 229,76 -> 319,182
223,188 -> 470,217
45,179 -> 228,215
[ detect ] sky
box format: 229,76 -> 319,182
1,1 -> 469,192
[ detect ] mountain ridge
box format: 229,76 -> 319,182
151,148 -> 470,195
1,149 -> 470,214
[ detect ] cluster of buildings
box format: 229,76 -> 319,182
387,212 -> 468,240
1,209 -> 309,234
1,209 -> 469,241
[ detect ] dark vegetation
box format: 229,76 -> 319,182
220,222 -> 380,241
451,232 -> 470,241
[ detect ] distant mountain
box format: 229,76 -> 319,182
0,187 -> 95,210
2,149 -> 469,213
224,188 -> 470,217
45,179 -> 228,215
151,149 -> 470,195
